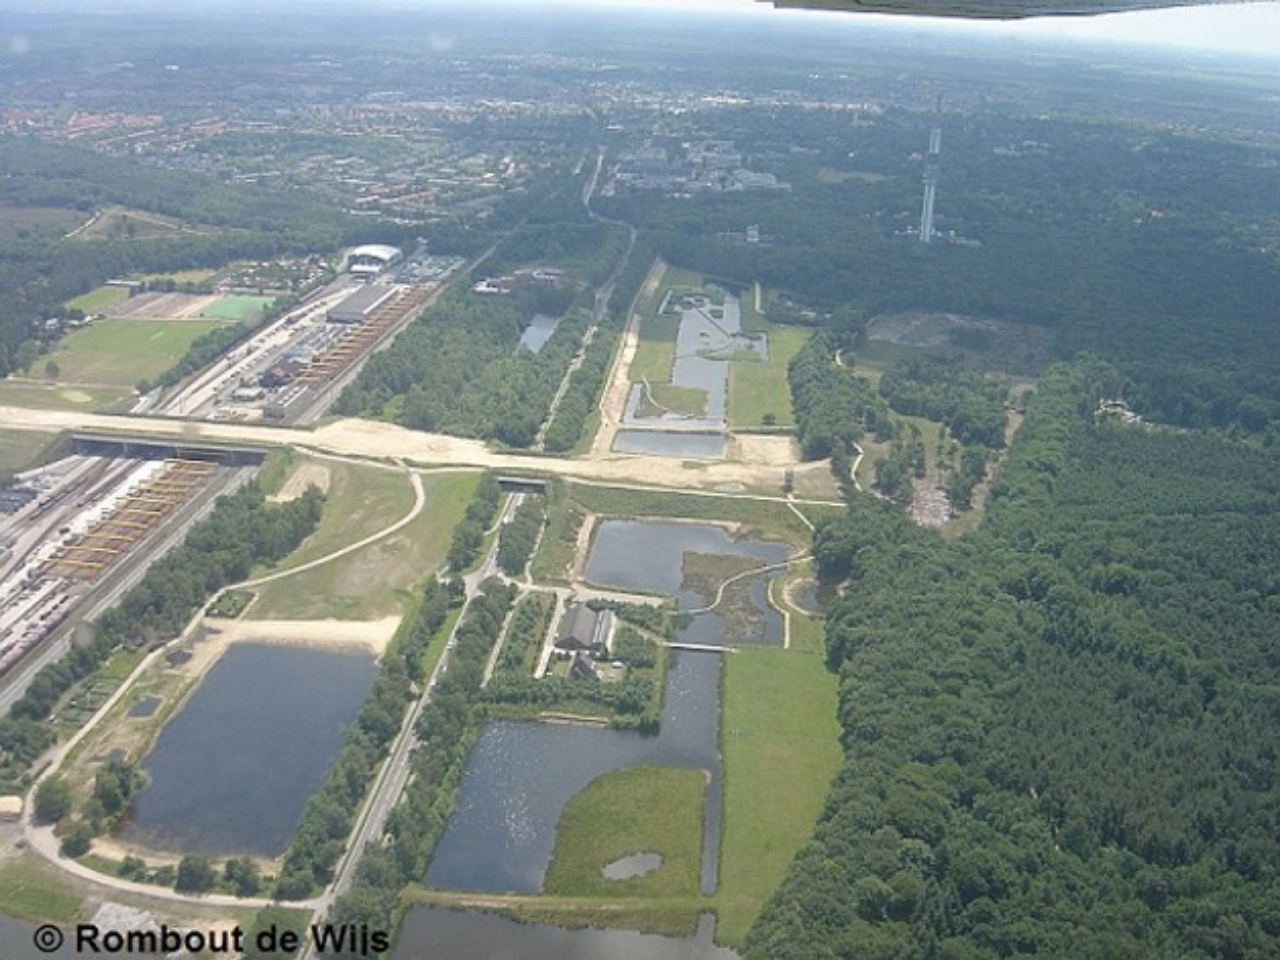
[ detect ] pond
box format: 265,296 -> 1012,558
122,643 -> 376,857
393,910 -> 741,960
518,314 -> 561,353
624,291 -> 765,434
426,649 -> 722,895
127,695 -> 160,719
612,430 -> 726,460
584,519 -> 789,647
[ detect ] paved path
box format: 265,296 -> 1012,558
239,468 -> 425,591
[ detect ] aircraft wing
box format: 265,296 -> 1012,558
762,0 -> 1246,20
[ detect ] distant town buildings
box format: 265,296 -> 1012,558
606,139 -> 790,198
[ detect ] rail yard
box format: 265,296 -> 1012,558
0,247 -> 455,706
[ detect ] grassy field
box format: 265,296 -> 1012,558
33,318 -> 227,387
716,640 -> 841,945
737,284 -> 766,334
544,766 -> 705,899
629,265 -> 704,386
569,482 -> 822,548
0,851 -> 84,923
0,379 -> 134,413
644,383 -> 706,418
65,285 -> 131,314
629,311 -> 680,386
71,206 -> 209,243
530,483 -> 586,584
0,429 -> 62,478
252,468 -> 478,620
200,295 -> 273,321
727,325 -> 809,430
256,448 -> 295,497
817,168 -> 889,184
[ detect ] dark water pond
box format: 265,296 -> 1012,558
393,909 -> 741,960
584,520 -> 788,646
426,649 -> 721,895
127,695 -> 160,718
518,313 -> 561,353
613,430 -> 726,459
122,643 -> 375,857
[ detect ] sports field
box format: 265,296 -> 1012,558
199,295 -> 273,321
36,318 -> 226,387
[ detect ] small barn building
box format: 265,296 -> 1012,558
555,604 -> 615,654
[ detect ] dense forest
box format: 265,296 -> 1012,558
334,289 -> 590,448
747,358 -> 1280,959
878,356 -> 1007,451
598,107 -> 1280,440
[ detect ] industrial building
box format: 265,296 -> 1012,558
344,244 -> 403,277
327,285 -> 400,324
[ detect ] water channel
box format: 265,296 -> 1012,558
393,910 -> 740,960
517,313 -> 561,353
612,430 -> 726,460
122,643 -> 376,857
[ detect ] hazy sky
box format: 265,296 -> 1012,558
7,0 -> 1280,60
520,0 -> 1280,58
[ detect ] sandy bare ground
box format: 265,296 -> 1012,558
104,292 -> 224,320
203,616 -> 399,658
911,467 -> 952,528
269,460 -> 331,502
728,433 -> 798,466
0,408 -> 837,508
590,260 -> 666,459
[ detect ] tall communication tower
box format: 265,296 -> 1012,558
919,125 -> 942,244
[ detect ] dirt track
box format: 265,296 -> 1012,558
268,460 -> 332,502
590,260 -> 665,458
0,406 -> 821,500
104,292 -> 224,320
